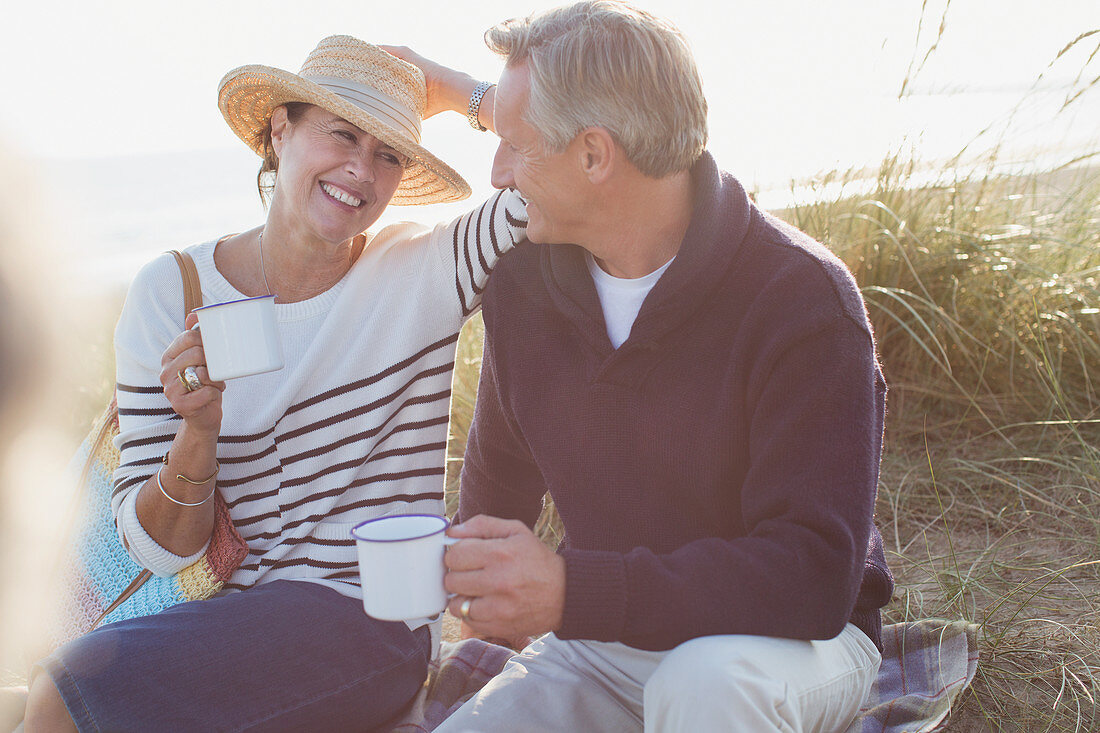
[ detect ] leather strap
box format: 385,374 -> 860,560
92,569 -> 152,627
169,249 -> 203,316
88,250 -> 204,629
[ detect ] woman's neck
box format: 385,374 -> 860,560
213,218 -> 365,304
258,217 -> 364,303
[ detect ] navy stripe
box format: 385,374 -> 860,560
505,209 -> 527,229
284,333 -> 459,417
488,190 -> 505,259
218,427 -> 277,445
453,213 -> 474,316
221,444 -> 277,464
248,536 -> 355,558
218,465 -> 281,490
238,556 -> 358,573
117,383 -> 163,394
278,366 -> 452,443
277,490 -> 444,533
225,486 -> 280,509
280,465 -> 443,514
111,473 -> 152,498
118,407 -> 177,417
120,433 -> 174,452
280,395 -> 450,466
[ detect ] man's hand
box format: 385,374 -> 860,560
445,515 -> 566,642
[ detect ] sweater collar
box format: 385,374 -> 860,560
540,151 -> 755,350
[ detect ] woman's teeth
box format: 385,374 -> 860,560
321,183 -> 363,207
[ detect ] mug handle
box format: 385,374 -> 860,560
443,535 -> 460,601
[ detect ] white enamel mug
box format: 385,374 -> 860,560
193,295 -> 283,381
351,514 -> 458,621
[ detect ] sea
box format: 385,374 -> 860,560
31,84 -> 1100,300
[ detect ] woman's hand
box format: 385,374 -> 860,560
382,45 -> 492,125
160,312 -> 227,436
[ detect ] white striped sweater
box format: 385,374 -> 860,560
111,189 -> 527,622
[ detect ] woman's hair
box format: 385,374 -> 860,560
484,0 -> 707,178
254,101 -> 311,206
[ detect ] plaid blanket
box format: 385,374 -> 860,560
392,619 -> 979,732
847,619 -> 979,733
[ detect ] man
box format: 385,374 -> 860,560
438,2 -> 894,730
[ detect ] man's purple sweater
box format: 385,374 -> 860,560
459,152 -> 894,652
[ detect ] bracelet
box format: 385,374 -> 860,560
467,81 -> 495,132
157,467 -> 216,507
162,451 -> 219,485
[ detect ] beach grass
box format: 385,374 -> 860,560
785,157 -> 1099,731
443,157 -> 1100,731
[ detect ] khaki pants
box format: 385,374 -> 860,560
435,624 -> 881,732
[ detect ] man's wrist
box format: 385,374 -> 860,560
467,81 -> 495,131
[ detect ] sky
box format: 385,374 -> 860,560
2,1 -> 1097,183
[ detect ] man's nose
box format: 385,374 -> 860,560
490,143 -> 515,190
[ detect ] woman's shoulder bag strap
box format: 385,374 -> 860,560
168,249 -> 203,315
90,250 -> 203,627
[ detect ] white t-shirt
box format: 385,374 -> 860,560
586,252 -> 675,349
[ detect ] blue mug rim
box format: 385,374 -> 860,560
193,294 -> 277,311
350,513 -> 450,543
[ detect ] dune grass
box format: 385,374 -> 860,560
789,158 -> 1099,731
445,157 -> 1100,731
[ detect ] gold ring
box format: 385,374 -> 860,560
459,597 -> 473,622
181,366 -> 203,393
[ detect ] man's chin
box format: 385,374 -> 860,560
524,220 -> 555,245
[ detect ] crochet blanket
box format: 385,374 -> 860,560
392,619 -> 979,733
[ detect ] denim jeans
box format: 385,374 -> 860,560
38,580 -> 431,732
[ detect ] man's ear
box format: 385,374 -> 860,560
270,105 -> 291,158
576,127 -> 616,185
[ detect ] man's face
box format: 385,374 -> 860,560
491,62 -> 586,245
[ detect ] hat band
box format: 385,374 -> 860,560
306,75 -> 422,143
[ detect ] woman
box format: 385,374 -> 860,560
26,36 -> 517,731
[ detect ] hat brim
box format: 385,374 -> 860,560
218,65 -> 471,206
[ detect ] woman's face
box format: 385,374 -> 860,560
269,104 -> 408,245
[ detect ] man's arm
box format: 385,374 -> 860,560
444,323 -> 567,641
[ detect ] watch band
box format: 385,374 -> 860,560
467,81 -> 495,132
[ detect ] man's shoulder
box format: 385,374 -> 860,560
483,243 -> 546,304
702,162 -> 863,316
737,208 -> 871,331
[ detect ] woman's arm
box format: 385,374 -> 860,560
112,256 -> 225,571
131,311 -> 224,557
382,46 -> 497,133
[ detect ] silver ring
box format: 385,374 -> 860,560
459,597 -> 473,622
181,366 -> 203,393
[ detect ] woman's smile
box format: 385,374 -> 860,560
320,181 -> 365,209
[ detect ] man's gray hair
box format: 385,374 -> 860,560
485,0 -> 708,178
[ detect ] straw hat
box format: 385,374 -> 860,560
218,35 -> 471,205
